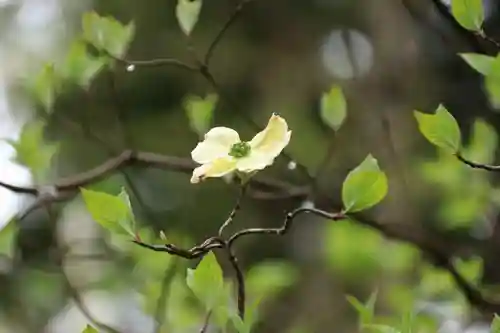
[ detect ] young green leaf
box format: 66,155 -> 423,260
459,53 -> 494,75
342,155 -> 388,213
82,325 -> 98,333
453,256 -> 482,283
230,298 -> 261,333
486,55 -> 500,110
62,40 -> 107,89
176,0 -> 202,36
82,11 -> 135,58
7,120 -> 58,180
491,314 -> 500,333
80,188 -> 135,236
0,219 -> 17,257
32,63 -> 59,112
346,291 -> 377,327
184,94 -> 217,137
186,251 -> 225,310
414,105 -> 461,153
451,0 -> 484,31
320,85 -> 347,131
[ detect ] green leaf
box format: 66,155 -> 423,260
342,155 -> 388,212
346,292 -> 377,327
7,120 -> 58,180
63,40 -> 107,89
184,94 -> 217,137
176,0 -> 202,36
230,298 -> 260,333
186,251 -> 225,310
414,105 -> 461,153
461,118 -> 498,164
32,63 -> 59,112
485,55 -> 500,110
82,11 -> 135,58
80,188 -> 135,236
0,219 -> 17,257
451,0 -> 484,31
246,261 -> 297,301
323,220 -> 383,280
453,256 -> 482,283
82,325 -> 98,333
320,85 -> 347,131
491,314 -> 500,333
459,53 -> 494,75
363,324 -> 401,333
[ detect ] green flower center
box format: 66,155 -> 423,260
229,142 -> 251,158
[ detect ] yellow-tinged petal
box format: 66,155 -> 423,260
190,157 -> 237,183
235,152 -> 275,172
249,114 -> 291,157
191,127 -> 240,164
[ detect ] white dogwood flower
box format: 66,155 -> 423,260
190,114 -> 291,183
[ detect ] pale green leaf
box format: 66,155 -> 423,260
230,298 -> 260,333
184,94 -> 217,137
324,220 -> 383,280
320,85 -> 347,131
82,325 -> 98,333
0,219 -> 17,257
32,63 -> 59,112
346,291 -> 377,327
342,155 -> 388,212
8,120 -> 58,180
80,188 -> 134,236
63,40 -> 107,88
491,314 -> 500,333
246,261 -> 297,301
459,53 -> 494,75
451,0 -> 484,31
453,256 -> 482,283
486,55 -> 500,110
82,11 -> 135,58
186,251 -> 225,310
414,105 -> 461,153
176,0 -> 202,36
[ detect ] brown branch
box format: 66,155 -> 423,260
224,244 -> 246,319
0,150 -> 307,201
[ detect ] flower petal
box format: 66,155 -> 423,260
236,152 -> 275,172
249,114 -> 291,158
190,157 -> 237,183
191,127 -> 240,164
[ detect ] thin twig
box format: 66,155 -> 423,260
456,153 -> 500,171
113,55 -> 198,71
199,310 -> 212,333
44,203 -> 121,333
219,184 -> 248,236
204,0 -> 254,66
62,272 -> 121,333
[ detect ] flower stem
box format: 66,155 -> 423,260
218,183 -> 248,236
